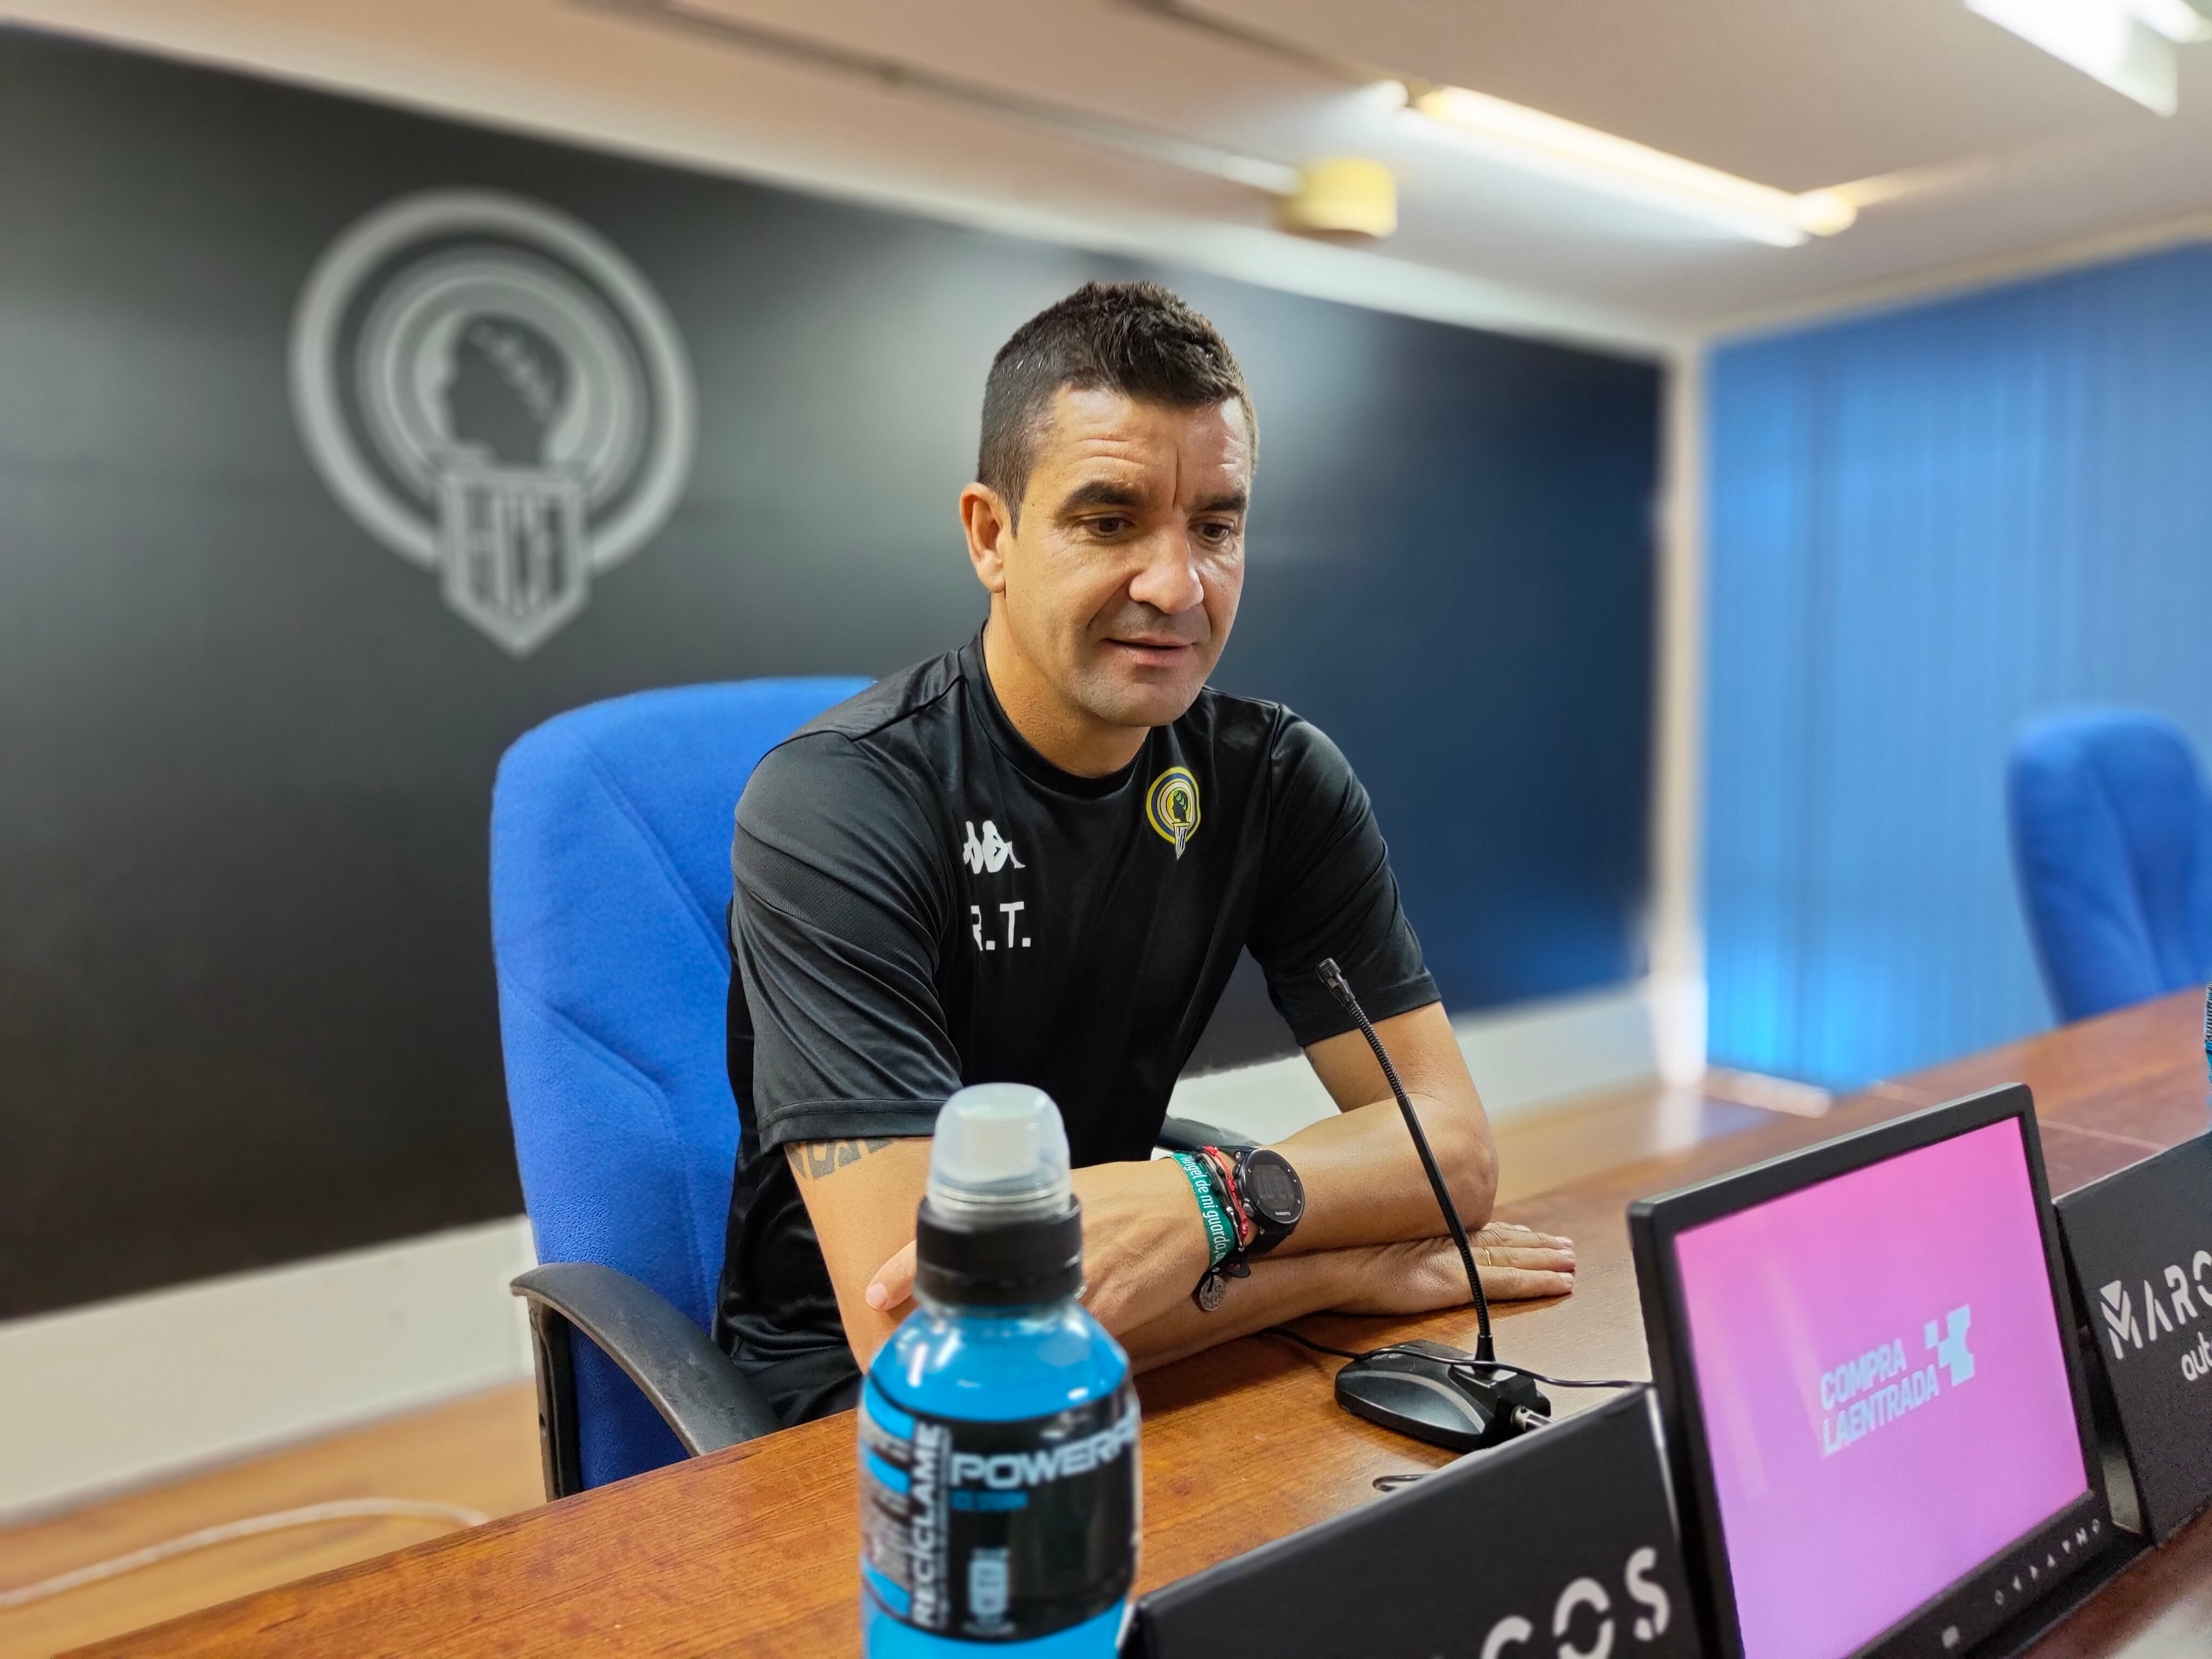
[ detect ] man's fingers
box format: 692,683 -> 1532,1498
1476,1220 -> 1574,1249
1477,1265 -> 1577,1301
1473,1243 -> 1576,1273
866,1240 -> 919,1312
1471,1217 -> 1575,1300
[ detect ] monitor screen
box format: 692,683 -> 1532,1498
1669,1115 -> 2091,1659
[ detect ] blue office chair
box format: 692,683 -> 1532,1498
2007,710 -> 2212,1024
490,677 -> 869,1496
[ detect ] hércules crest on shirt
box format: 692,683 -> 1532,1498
288,190 -> 696,655
1145,766 -> 1202,860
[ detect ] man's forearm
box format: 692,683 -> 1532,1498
1264,1092 -> 1496,1256
1110,1249 -> 1357,1372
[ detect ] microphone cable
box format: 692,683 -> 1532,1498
1267,1326 -> 1640,1393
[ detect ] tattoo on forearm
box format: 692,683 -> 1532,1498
789,1137 -> 897,1181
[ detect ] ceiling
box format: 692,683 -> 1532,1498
10,0 -> 2212,353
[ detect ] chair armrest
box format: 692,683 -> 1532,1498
511,1262 -> 781,1481
1156,1115 -> 1250,1153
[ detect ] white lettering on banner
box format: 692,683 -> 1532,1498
2147,1281 -> 2176,1343
2103,1244 -> 2212,1364
1624,1547 -> 1671,1640
1554,1578 -> 1614,1659
2103,1282 -> 2143,1358
2166,1265 -> 2200,1328
1471,1549 -> 1673,1658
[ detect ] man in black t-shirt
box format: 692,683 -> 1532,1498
719,282 -> 1575,1424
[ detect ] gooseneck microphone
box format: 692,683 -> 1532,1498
1305,958 -> 1557,1452
1316,956 -> 1497,1364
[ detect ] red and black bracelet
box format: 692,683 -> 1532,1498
1195,1144 -> 1259,1252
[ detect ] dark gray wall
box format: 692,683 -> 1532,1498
0,28 -> 1659,1316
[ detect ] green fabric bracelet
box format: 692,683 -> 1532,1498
1171,1151 -> 1236,1270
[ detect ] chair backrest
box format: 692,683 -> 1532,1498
490,677 -> 867,1487
2007,710 -> 2212,1024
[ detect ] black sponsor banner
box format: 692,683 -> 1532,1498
1128,1387 -> 1695,1659
0,25 -> 1656,1312
2055,1131 -> 2212,1542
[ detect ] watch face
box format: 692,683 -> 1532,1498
1246,1152 -> 1304,1225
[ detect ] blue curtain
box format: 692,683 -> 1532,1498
1705,242 -> 2212,1088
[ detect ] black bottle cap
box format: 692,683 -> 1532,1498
914,1196 -> 1084,1307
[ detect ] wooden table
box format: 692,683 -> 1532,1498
78,991 -> 2212,1657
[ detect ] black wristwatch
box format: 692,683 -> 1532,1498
1229,1147 -> 1305,1258
1193,1148 -> 1305,1311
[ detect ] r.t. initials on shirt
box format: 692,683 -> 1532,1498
972,900 -> 1031,952
962,818 -> 1030,952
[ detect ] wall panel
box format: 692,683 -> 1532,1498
0,28 -> 1658,1313
1707,242 -> 2212,1087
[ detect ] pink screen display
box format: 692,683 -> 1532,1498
1673,1118 -> 2088,1659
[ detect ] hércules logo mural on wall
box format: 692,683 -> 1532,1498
289,190 -> 696,654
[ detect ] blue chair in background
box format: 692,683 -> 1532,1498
490,677 -> 869,1496
2007,710 -> 2212,1024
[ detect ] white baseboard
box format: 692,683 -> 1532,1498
1168,978 -> 1664,1147
0,1217 -> 537,1525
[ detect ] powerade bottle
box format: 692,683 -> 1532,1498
859,1084 -> 1139,1657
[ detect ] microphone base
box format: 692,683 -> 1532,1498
1333,1340 -> 1552,1454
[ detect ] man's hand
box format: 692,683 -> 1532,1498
1328,1223 -> 1575,1317
866,1156 -> 1213,1333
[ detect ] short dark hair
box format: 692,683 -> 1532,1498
977,281 -> 1252,515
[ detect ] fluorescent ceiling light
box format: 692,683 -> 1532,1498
2129,0 -> 2212,40
1407,85 -> 1853,247
1964,0 -> 2198,113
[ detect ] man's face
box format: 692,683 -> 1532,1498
981,386 -> 1250,733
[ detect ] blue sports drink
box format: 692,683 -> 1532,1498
859,1084 -> 1139,1656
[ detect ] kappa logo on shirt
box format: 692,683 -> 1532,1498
960,820 -> 1024,875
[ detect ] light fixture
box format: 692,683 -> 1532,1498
1406,85 -> 1854,247
1278,158 -> 1399,238
2130,0 -> 2212,40
1964,0 -> 2211,114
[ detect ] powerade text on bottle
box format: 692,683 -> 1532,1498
859,1084 -> 1139,1656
